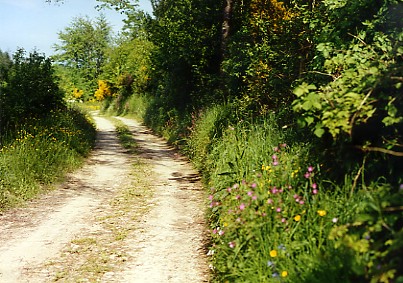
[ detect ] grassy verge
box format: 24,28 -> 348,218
186,104 -> 403,283
0,107 -> 96,210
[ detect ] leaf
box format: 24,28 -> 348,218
293,83 -> 316,97
305,116 -> 314,125
314,124 -> 325,137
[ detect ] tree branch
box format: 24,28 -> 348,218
355,146 -> 403,157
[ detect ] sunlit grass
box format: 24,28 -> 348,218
0,108 -> 96,209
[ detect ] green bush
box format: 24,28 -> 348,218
1,49 -> 64,127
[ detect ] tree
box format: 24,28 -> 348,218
1,49 -> 63,126
53,15 -> 112,98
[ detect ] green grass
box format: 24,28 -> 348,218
113,121 -> 139,154
0,107 -> 96,209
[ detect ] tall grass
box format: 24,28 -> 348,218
0,107 -> 96,209
186,103 -> 403,282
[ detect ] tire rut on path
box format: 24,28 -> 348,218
113,117 -> 209,283
0,113 -> 209,282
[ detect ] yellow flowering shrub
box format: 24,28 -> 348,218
72,88 -> 84,99
94,80 -> 112,101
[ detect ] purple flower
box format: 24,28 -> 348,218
267,260 -> 275,267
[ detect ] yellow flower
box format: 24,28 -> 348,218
294,215 -> 301,221
269,250 -> 278,257
281,271 -> 288,277
317,210 -> 327,217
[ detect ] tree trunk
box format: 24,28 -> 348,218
221,0 -> 233,59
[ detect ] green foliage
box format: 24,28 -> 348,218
293,32 -> 402,140
148,0 -> 223,108
0,49 -> 64,128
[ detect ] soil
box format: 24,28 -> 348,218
0,113 -> 210,282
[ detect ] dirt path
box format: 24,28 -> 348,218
0,113 -> 209,282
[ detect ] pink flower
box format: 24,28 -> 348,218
208,195 -> 214,200
218,230 -> 225,236
251,183 -> 257,188
276,207 -> 281,213
273,161 -> 279,166
248,191 -> 254,196
272,187 -> 278,194
252,195 -> 257,201
281,218 -> 286,223
312,189 -> 318,195
236,195 -> 241,200
227,187 -> 232,193
312,183 -> 318,189
304,172 -> 311,178
293,194 -> 299,199
228,241 -> 236,248
239,203 -> 246,211
308,166 -> 314,172
299,200 -> 305,205
272,154 -> 278,160
267,198 -> 274,204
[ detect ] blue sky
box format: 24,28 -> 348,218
0,0 -> 152,56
